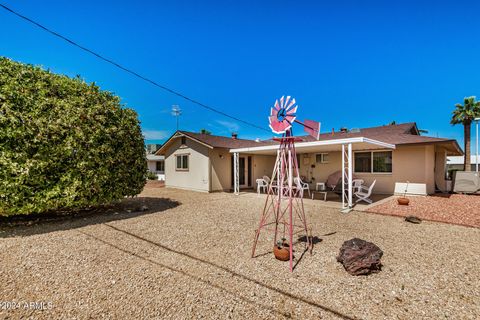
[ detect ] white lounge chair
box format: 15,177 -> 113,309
294,177 -> 310,198
354,180 -> 376,204
256,178 -> 268,195
352,179 -> 364,193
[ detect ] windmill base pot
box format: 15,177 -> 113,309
397,197 -> 409,205
273,244 -> 290,261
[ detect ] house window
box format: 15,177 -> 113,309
156,160 -> 164,172
354,151 -> 392,173
181,136 -> 186,145
354,152 -> 371,173
176,154 -> 189,171
373,151 -> 392,173
316,153 -> 329,164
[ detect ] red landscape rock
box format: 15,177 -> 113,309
336,238 -> 383,276
367,194 -> 480,228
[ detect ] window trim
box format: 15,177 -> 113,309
175,153 -> 189,171
315,153 -> 329,164
354,150 -> 393,174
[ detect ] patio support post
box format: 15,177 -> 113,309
348,143 -> 353,208
341,143 -> 353,213
233,152 -> 239,195
341,144 -> 345,210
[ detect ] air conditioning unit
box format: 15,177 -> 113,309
453,171 -> 480,194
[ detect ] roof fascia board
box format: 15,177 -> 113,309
229,137 -> 395,153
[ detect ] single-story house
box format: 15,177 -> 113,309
155,123 -> 462,198
145,144 -> 165,180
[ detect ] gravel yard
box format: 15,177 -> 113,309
1,186 -> 479,319
367,194 -> 480,228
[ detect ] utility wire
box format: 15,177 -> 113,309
0,3 -> 270,133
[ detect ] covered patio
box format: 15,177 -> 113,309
230,137 -> 396,211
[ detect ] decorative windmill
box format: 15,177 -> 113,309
252,96 -> 320,272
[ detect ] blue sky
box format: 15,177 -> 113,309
1,1 -> 480,150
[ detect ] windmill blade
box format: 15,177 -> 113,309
285,97 -> 296,111
271,107 -> 278,116
303,119 -> 321,140
286,106 -> 297,115
279,96 -> 285,108
285,115 -> 296,123
274,99 -> 280,111
269,115 -> 291,134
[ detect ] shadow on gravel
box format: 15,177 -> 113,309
0,197 -> 180,238
85,224 -> 357,320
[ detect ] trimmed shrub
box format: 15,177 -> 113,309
146,171 -> 158,180
0,57 -> 147,216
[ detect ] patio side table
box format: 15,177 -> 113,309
312,190 -> 327,201
316,182 -> 326,191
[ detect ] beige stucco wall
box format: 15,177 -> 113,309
435,149 -> 448,192
209,148 -> 231,191
252,155 -> 276,182
164,138 -> 210,192
297,145 -> 439,194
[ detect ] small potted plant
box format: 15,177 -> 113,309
273,238 -> 290,261
398,181 -> 410,205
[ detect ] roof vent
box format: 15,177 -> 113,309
340,127 -> 348,133
231,133 -> 238,140
350,128 -> 360,133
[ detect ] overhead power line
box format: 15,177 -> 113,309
0,3 -> 269,133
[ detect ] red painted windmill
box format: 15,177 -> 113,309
252,96 -> 320,272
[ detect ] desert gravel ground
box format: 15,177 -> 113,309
1,186 -> 479,319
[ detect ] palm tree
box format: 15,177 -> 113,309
451,96 -> 480,171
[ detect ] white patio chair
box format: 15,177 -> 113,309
354,180 -> 376,204
294,177 -> 310,198
256,178 -> 268,195
262,176 -> 271,185
352,179 -> 364,193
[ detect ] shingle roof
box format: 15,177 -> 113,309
180,131 -> 276,149
299,122 -> 454,146
184,123 -> 456,147
156,123 -> 462,155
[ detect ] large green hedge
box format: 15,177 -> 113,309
0,57 -> 147,216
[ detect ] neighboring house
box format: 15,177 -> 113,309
155,123 -> 462,194
447,155 -> 480,174
146,144 -> 165,181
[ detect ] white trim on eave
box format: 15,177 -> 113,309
155,131 -> 213,155
229,137 -> 396,153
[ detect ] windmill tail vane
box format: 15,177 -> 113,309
303,119 -> 321,140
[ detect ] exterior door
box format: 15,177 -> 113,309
239,157 -> 246,187
231,156 -> 252,189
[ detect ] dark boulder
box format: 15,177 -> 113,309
336,238 -> 383,275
